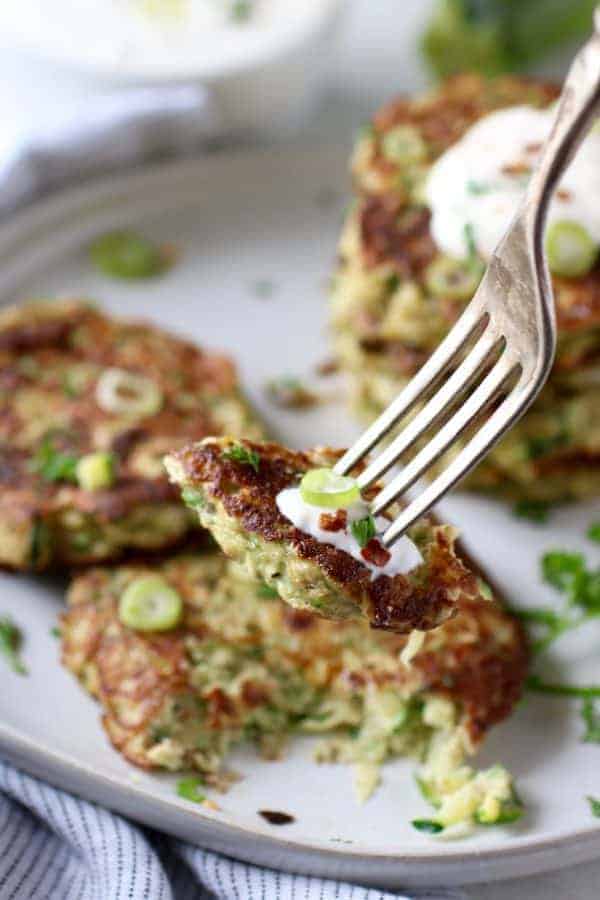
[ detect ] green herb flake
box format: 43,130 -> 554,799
541,551 -> 585,592
526,676 -> 600,699
466,180 -> 492,195
32,436 -> 78,484
351,515 -> 376,549
526,431 -> 569,461
176,777 -> 206,804
181,487 -> 205,509
588,797 -> 600,818
29,520 -> 50,569
221,444 -> 260,473
257,583 -> 279,599
230,0 -> 252,22
250,279 -> 277,299
513,500 -> 551,523
61,372 -> 80,398
0,617 -> 27,675
50,626 -> 61,639
587,522 -> 600,543
411,819 -> 443,834
90,230 -> 169,281
463,222 -> 477,258
581,697 -> 600,743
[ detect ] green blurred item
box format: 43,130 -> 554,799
422,0 -> 598,78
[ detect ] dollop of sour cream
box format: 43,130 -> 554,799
426,105 -> 600,260
276,488 -> 423,579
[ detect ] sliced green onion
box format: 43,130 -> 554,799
96,367 -> 162,417
381,125 -> 427,165
90,230 -> 167,280
545,220 -> 598,278
299,468 -> 360,509
176,777 -> 206,804
119,576 -> 183,632
425,255 -> 482,301
76,451 -> 115,491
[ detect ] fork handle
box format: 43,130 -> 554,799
524,7 -> 600,227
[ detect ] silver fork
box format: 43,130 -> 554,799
334,9 -> 600,548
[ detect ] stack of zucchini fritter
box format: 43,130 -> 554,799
331,74 -> 600,502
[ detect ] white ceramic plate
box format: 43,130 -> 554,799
0,147 -> 599,889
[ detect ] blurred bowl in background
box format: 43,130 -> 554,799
0,0 -> 348,136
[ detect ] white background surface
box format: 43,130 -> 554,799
0,1 -> 598,896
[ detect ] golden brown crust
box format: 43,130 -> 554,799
0,299 -> 262,568
171,438 -> 484,632
354,74 -> 600,338
61,550 -> 528,767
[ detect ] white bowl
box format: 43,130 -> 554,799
0,0 -> 348,135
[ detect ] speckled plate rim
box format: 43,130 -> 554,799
0,149 -> 598,888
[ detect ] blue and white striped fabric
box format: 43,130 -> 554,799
0,760 -> 464,900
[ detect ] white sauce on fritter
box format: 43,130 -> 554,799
426,105 -> 600,260
276,487 -> 423,579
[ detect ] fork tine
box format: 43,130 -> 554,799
333,304 -> 487,476
370,352 -> 520,517
381,379 -> 529,546
356,330 -> 503,489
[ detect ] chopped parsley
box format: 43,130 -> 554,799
466,179 -> 492,195
0,617 -> 27,675
221,444 -> 260,473
526,676 -> 600,699
588,797 -> 600,818
541,551 -> 586,592
257,583 -> 279,599
32,436 -> 78,484
463,221 -> 477,259
230,0 -> 252,21
582,697 -> 600,743
588,522 -> 600,543
50,626 -> 61,639
411,819 -> 443,834
176,777 -> 206,804
386,273 -> 400,294
525,431 -> 569,461
513,500 -> 551,523
519,541 -> 600,755
514,550 -> 600,654
351,515 -> 376,549
526,680 -> 600,747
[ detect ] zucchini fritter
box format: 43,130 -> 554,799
331,74 -> 600,501
0,300 -> 263,570
165,437 -> 484,633
61,547 -> 527,830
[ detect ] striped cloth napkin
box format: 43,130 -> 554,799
0,762 -> 463,900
